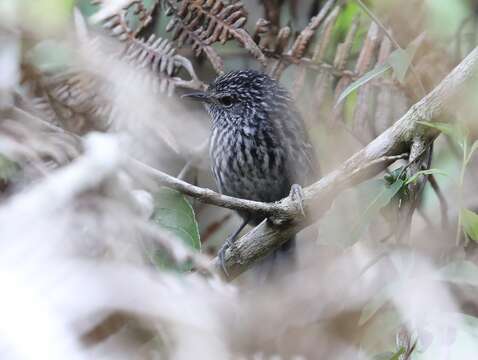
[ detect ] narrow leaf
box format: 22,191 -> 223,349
389,347 -> 406,360
359,282 -> 396,326
351,179 -> 404,241
405,168 -> 448,185
387,34 -> 423,84
417,121 -> 458,137
371,352 -> 395,360
336,62 -> 391,105
388,48 -> 412,83
418,121 -> 468,149
466,140 -> 478,165
437,260 -> 478,287
461,208 -> 478,242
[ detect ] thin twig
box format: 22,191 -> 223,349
428,173 -> 449,229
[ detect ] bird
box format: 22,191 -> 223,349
183,69 -> 319,276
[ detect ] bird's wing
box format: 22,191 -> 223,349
272,104 -> 320,186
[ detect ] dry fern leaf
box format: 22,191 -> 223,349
122,35 -> 201,94
92,0 -> 204,93
165,0 -> 266,73
25,69 -> 113,135
0,115 -> 82,171
91,0 -> 156,41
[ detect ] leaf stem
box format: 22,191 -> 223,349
456,140 -> 468,246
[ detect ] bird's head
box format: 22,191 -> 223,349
182,69 -> 290,126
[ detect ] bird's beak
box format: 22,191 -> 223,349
181,92 -> 211,103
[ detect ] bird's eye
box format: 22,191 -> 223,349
217,95 -> 235,107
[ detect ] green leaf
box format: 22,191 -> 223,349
351,179 -> 404,241
390,348 -> 406,360
359,285 -> 393,326
336,35 -> 423,106
336,62 -> 392,105
437,260 -> 478,287
466,140 -> 478,165
461,208 -> 478,242
0,154 -> 19,182
149,188 -> 201,271
405,168 -> 448,185
387,35 -> 422,84
22,0 -> 75,31
417,121 -> 468,149
388,49 -> 412,83
371,352 -> 395,360
417,121 -> 457,137
151,187 -> 201,251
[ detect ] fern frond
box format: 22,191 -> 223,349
92,0 -> 156,41
91,0 -> 205,93
25,69 -> 113,134
165,0 -> 266,72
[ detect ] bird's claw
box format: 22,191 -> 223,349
217,236 -> 234,277
290,184 -> 306,217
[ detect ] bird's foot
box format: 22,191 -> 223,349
217,235 -> 235,277
290,184 -> 306,217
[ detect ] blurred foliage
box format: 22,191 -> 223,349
19,0 -> 75,32
150,187 -> 200,270
425,0 -> 469,39
0,155 -> 18,184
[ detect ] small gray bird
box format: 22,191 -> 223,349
184,69 -> 319,275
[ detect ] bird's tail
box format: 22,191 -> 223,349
253,235 -> 296,283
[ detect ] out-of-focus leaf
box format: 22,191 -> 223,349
425,0 -> 469,39
336,35 -> 423,105
424,313 -> 478,357
389,347 -> 406,360
0,154 -> 19,182
466,140 -> 478,165
405,168 -> 448,185
359,282 -> 397,326
21,0 -> 75,32
334,2 -> 361,39
336,62 -> 391,105
150,187 -> 200,271
351,179 -> 404,241
375,353 -> 394,360
360,308 -> 403,358
388,34 -> 423,84
388,49 -> 412,84
371,352 -> 395,360
461,208 -> 478,242
437,260 -> 478,287
151,187 -> 201,251
27,41 -> 73,72
417,121 -> 468,149
417,121 -> 457,137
